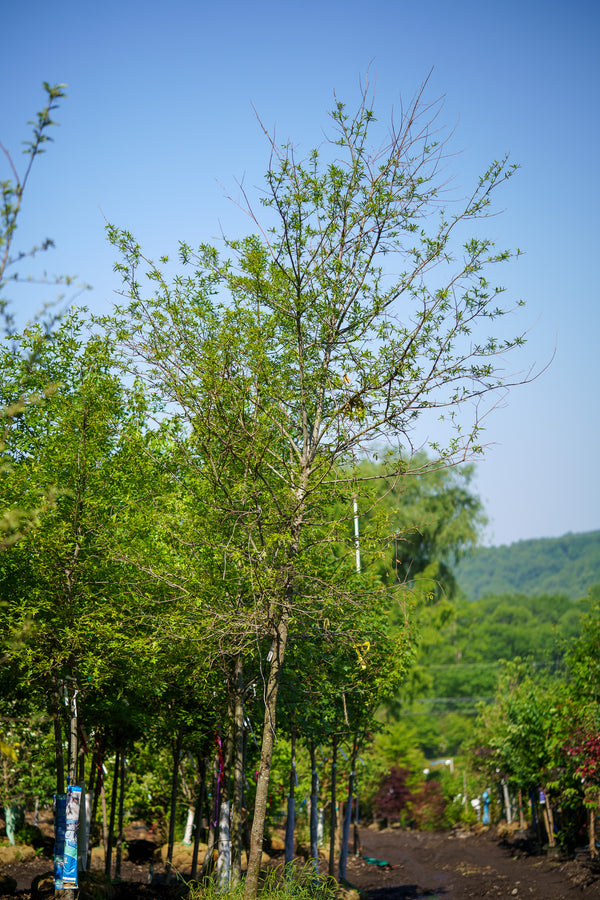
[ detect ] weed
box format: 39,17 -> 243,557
187,861 -> 337,900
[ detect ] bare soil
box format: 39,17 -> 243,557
345,826 -> 600,899
1,821 -> 599,899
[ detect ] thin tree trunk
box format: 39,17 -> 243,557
105,749 -> 120,878
231,654 -> 245,887
115,751 -> 126,878
101,782 -> 108,861
591,792 -> 600,859
529,791 -> 539,844
183,806 -> 195,845
545,794 -> 556,848
518,789 -> 525,830
52,681 -> 65,795
328,737 -> 338,878
502,780 -> 512,825
87,745 -> 97,822
67,687 -> 78,785
353,785 -> 361,857
285,727 -> 296,866
309,741 -> 319,872
87,745 -> 103,870
338,742 -> 357,879
542,806 -> 554,847
190,758 -> 206,881
201,748 -> 220,877
216,726 -> 234,891
166,731 -> 183,882
540,792 -> 555,848
244,609 -> 291,899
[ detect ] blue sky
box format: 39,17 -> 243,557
2,0 -> 598,547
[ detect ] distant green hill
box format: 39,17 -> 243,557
454,530 -> 600,601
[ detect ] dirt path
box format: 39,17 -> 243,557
345,828 -> 600,899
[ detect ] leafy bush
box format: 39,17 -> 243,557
372,767 -> 412,823
15,822 -> 44,847
372,765 -> 455,829
407,781 -> 447,830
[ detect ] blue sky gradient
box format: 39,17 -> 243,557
2,0 -> 598,546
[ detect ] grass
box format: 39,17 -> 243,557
187,861 -> 339,900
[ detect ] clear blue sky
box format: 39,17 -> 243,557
2,0 -> 598,547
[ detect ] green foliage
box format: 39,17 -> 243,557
14,822 -> 43,847
408,779 -> 448,830
0,316 -> 138,686
189,862 -> 337,900
566,584 -> 600,705
121,742 -> 172,824
359,453 -> 486,601
469,661 -> 561,791
385,586 -> 587,759
0,707 -> 56,808
466,595 -> 600,848
455,530 -> 600,601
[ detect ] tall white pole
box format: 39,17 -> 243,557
353,497 -> 361,574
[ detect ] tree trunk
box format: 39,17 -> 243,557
546,795 -> 556,848
309,742 -> 319,872
183,806 -> 195,845
540,790 -> 555,848
115,751 -> 126,878
328,737 -> 338,878
338,742 -> 357,879
52,681 -> 65,795
518,789 -> 525,830
190,758 -> 206,881
87,745 -> 103,870
529,791 -> 539,843
216,727 -> 234,891
201,748 -> 220,877
231,654 -> 245,887
67,687 -> 78,786
87,744 -> 97,822
285,727 -> 296,866
101,782 -> 108,862
589,806 -> 596,858
244,610 -> 291,899
166,731 -> 182,882
353,785 -> 361,857
501,780 -> 512,825
105,749 -> 120,878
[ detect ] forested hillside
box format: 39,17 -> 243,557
454,530 -> 600,600
385,586 -> 589,760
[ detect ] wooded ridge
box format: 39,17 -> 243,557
454,530 -> 600,600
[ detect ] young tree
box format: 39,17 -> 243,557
0,314 -> 149,790
1,82 -> 89,551
0,82 -> 69,333
107,79 -> 530,896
